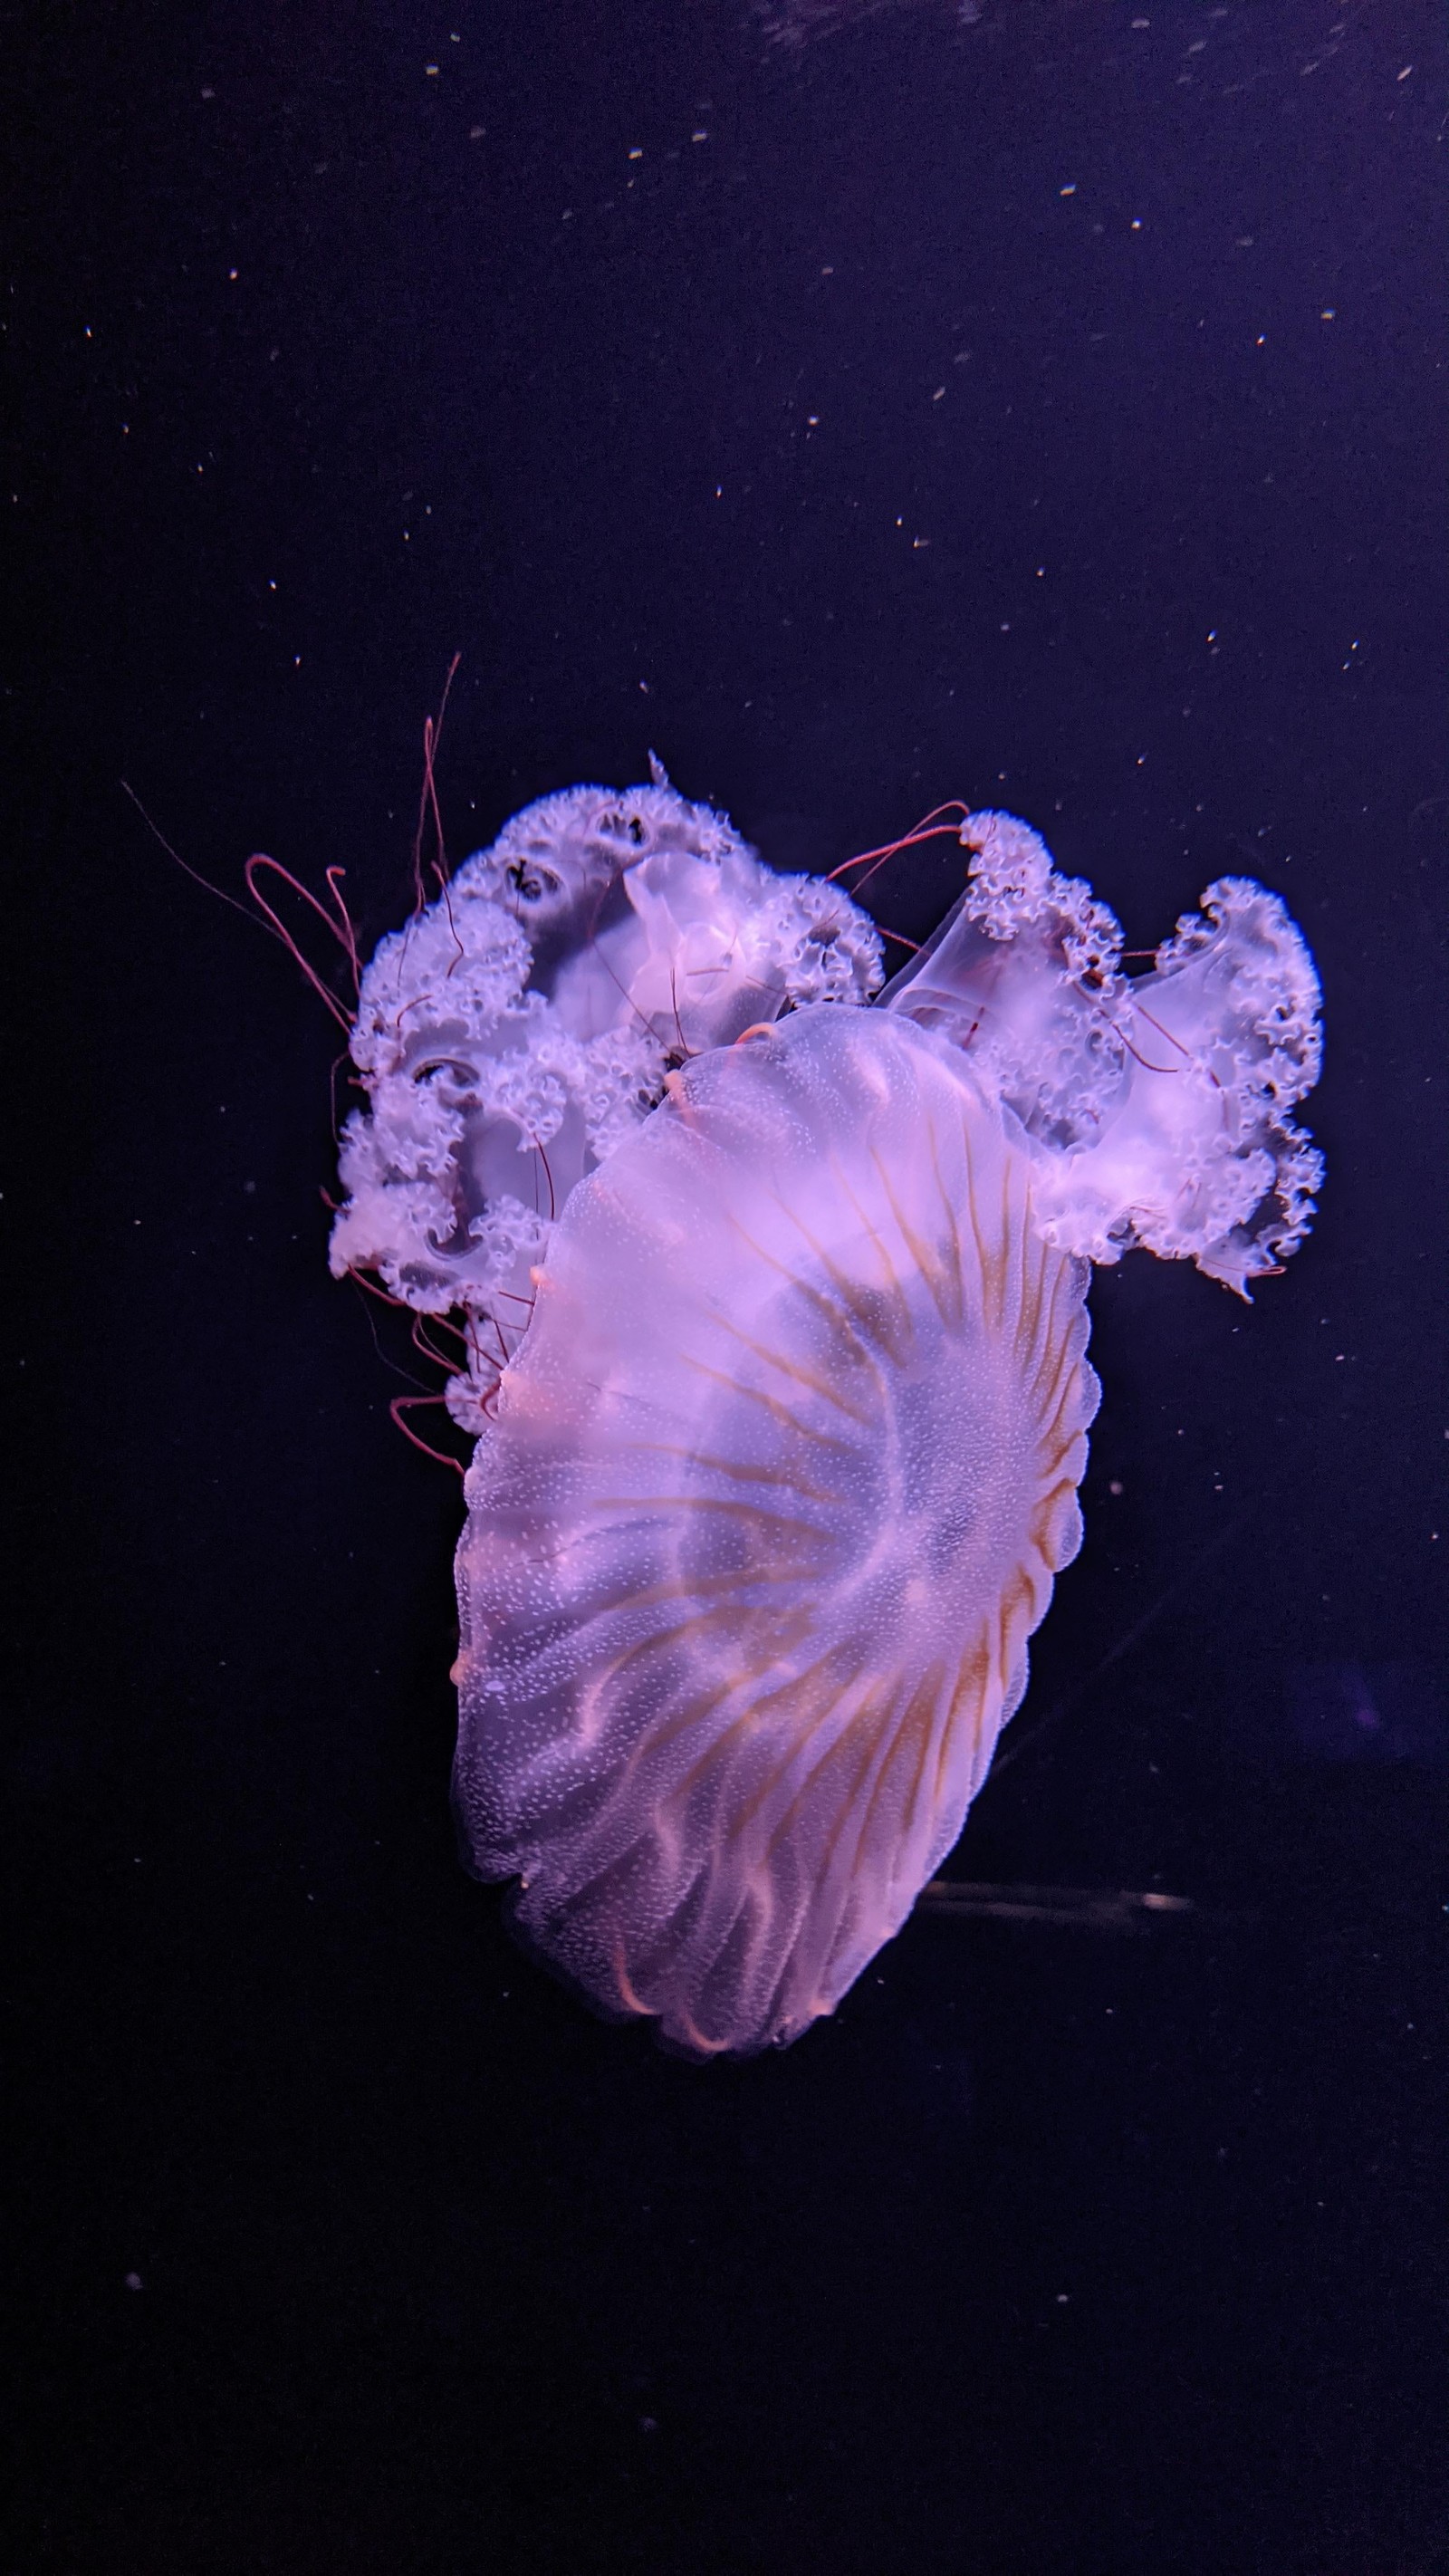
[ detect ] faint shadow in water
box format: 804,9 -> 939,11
753,0 -> 983,47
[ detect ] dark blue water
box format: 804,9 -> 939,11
7,1 -> 1446,2567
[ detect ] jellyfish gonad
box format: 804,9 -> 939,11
331,779 -> 1322,2053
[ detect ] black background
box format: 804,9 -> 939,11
6,0 -> 1447,2568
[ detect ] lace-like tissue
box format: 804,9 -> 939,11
328,770 -> 884,1427
881,811 -> 1323,1293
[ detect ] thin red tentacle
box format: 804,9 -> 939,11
412,652 -> 462,912
1098,1008 -> 1184,1078
389,1394 -> 467,1476
827,803 -> 971,885
1128,995 -> 1199,1069
322,868 -> 363,997
412,1313 -> 468,1372
244,855 -> 357,1030
121,781 -> 262,928
343,1265 -> 419,1312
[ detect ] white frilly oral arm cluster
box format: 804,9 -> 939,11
329,781 -> 1324,1440
883,809 -> 1324,1295
327,775 -> 884,1429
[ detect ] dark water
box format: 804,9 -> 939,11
6,2 -> 1446,2568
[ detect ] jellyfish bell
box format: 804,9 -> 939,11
452,1004 -> 1099,2055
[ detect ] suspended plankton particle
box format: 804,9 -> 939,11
331,780 -> 1323,2054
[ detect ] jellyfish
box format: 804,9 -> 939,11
331,781 -> 1323,2053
